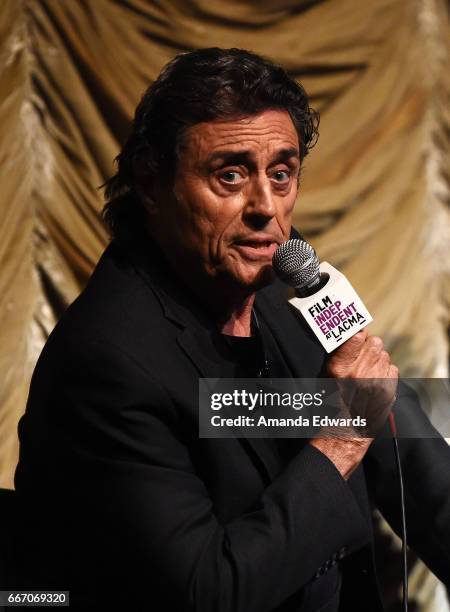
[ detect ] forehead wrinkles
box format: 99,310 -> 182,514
182,113 -> 299,164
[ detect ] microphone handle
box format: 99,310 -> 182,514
296,273 -> 330,298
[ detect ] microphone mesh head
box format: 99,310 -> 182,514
272,239 -> 320,288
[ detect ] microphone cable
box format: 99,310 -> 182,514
271,239 -> 409,608
388,411 -> 408,611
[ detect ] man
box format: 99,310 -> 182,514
14,48 -> 450,611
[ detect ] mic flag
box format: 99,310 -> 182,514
273,239 -> 372,353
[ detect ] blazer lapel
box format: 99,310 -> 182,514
177,327 -> 224,380
255,280 -> 327,378
177,326 -> 282,482
129,239 -> 295,482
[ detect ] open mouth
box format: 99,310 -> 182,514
240,240 -> 274,248
233,240 -> 278,260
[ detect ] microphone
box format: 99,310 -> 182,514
272,239 -> 372,353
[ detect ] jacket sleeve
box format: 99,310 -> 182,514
365,382 -> 450,587
17,333 -> 371,612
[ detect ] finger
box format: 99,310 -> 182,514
380,350 -> 391,375
348,337 -> 383,377
333,329 -> 368,363
363,335 -> 383,354
384,367 -> 399,405
357,336 -> 384,365
380,350 -> 390,363
372,351 -> 393,378
387,364 -> 399,379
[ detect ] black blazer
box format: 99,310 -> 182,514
13,237 -> 450,611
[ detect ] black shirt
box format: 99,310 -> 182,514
216,311 -> 342,612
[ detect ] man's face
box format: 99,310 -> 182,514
150,109 -> 301,294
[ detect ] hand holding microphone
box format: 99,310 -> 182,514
272,239 -> 399,476
327,328 -> 399,434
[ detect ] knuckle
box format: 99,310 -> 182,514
390,365 -> 399,377
327,364 -> 344,378
346,335 -> 363,349
368,336 -> 383,351
326,358 -> 336,371
380,350 -> 390,362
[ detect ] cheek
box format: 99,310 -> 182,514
274,194 -> 296,238
175,193 -> 236,258
173,181 -> 217,234
277,191 -> 296,221
197,190 -> 245,234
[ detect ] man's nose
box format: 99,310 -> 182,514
244,176 -> 276,225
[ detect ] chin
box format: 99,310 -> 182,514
234,264 -> 275,292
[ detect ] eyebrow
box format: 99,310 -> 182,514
208,147 -> 300,167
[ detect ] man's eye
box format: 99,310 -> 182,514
219,171 -> 243,184
272,170 -> 290,183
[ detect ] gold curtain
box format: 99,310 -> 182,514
0,0 -> 449,489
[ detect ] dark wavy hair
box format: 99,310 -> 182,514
102,47 -> 319,242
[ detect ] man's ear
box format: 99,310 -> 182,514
134,162 -> 160,215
